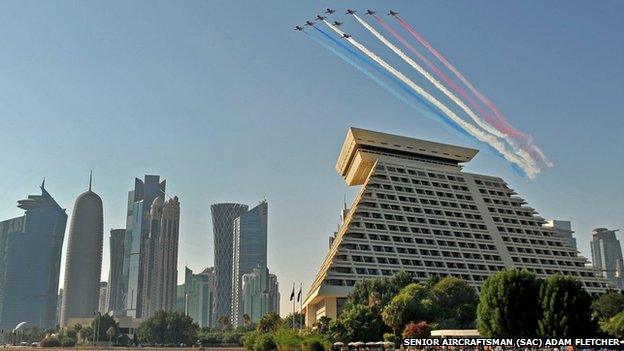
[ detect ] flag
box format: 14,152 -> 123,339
289,283 -> 295,301
297,284 -> 302,302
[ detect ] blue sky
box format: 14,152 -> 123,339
0,1 -> 622,315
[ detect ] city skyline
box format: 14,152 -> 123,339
0,1 -> 623,316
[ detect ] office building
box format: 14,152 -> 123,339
99,282 -> 108,313
211,203 -> 248,325
241,265 -> 279,325
0,182 -> 68,330
302,128 -> 610,325
107,229 -> 126,312
122,175 -> 166,318
185,267 -> 216,327
150,196 -> 181,315
545,220 -> 577,250
590,228 -> 624,289
60,177 -> 104,326
231,201 -> 268,327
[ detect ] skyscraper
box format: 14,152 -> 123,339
211,203 -> 248,326
545,220 -> 577,250
60,176 -> 103,326
185,267 -> 216,327
98,282 -> 108,314
231,201 -> 268,327
122,175 -> 166,318
302,128 -> 610,325
107,229 -> 126,312
0,182 -> 68,330
150,196 -> 181,315
590,228 -> 624,289
241,265 -> 279,326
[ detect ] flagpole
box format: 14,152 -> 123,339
292,282 -> 295,330
299,282 -> 303,329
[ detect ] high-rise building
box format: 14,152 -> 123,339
211,203 -> 248,326
150,196 -> 181,315
231,201 -> 268,327
0,182 -> 68,330
60,177 -> 103,326
107,229 -> 126,312
98,282 -> 108,313
302,128 -> 610,325
185,267 -> 216,327
241,265 -> 279,326
122,175 -> 166,318
545,220 -> 577,251
590,228 -> 624,289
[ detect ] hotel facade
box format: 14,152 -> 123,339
302,127 -> 610,325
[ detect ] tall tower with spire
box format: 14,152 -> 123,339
60,173 -> 103,326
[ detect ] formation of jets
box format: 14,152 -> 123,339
294,8 -> 399,35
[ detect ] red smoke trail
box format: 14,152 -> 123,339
372,14 -> 508,133
393,15 -> 528,140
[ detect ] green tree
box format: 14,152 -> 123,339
477,269 -> 541,337
429,276 -> 478,328
593,291 -> 624,321
78,326 -> 93,345
381,283 -> 430,334
218,315 -> 231,331
254,333 -> 277,351
601,310 -> 624,337
137,310 -> 199,345
257,311 -> 282,333
537,275 -> 595,338
328,304 -> 384,342
92,314 -> 119,344
348,271 -> 413,313
313,316 -> 332,335
243,313 -> 251,330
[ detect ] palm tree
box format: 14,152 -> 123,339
242,314 -> 251,330
217,315 -> 230,331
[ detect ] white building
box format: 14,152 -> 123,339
98,282 -> 108,314
241,265 -> 279,325
590,228 -> 623,289
302,127 -> 610,325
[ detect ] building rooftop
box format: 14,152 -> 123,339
336,127 -> 479,185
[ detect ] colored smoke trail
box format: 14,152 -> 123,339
370,14 -> 505,133
308,28 -> 471,137
353,14 -> 506,139
393,15 -> 524,138
393,15 -> 553,168
322,20 -> 540,178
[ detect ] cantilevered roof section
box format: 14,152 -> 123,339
336,127 -> 479,179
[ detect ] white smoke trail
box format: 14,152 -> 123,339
353,14 -> 507,140
322,20 -> 540,178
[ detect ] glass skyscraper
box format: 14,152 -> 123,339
231,201 -> 268,327
0,183 -> 67,330
210,203 -> 248,326
590,228 -> 624,289
123,175 -> 166,318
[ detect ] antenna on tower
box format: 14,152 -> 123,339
41,177 -> 46,189
89,170 -> 93,191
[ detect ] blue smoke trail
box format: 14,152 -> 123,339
311,26 -> 472,139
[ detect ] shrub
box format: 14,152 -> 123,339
254,334 -> 277,351
402,321 -> 431,338
243,331 -> 259,350
60,337 -> 76,347
382,332 -> 399,347
40,337 -> 61,347
274,328 -> 302,351
301,339 -> 324,351
601,311 -> 624,338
